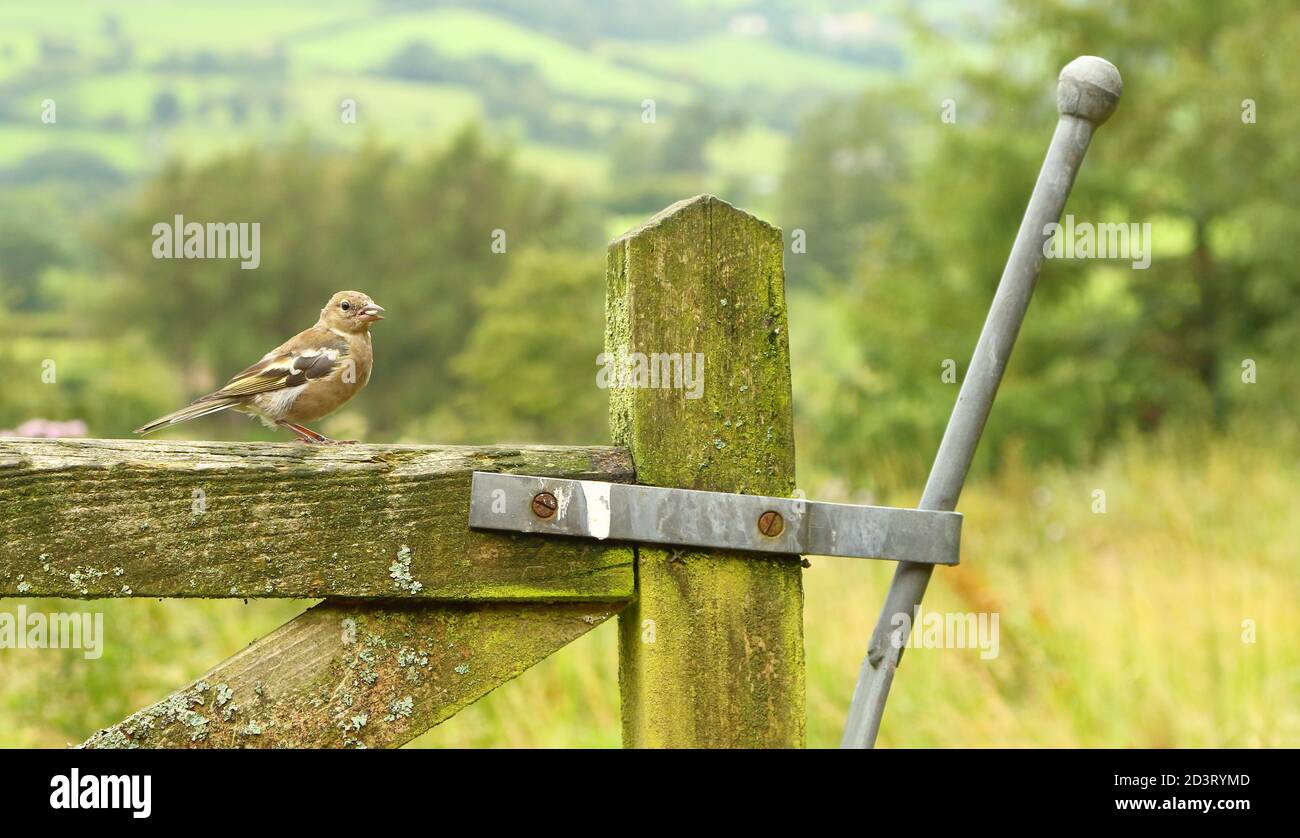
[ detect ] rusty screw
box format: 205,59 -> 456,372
531,491 -> 558,519
757,510 -> 784,537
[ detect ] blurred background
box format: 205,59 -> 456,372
1,0 -> 1296,747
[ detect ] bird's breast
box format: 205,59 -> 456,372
282,361 -> 369,423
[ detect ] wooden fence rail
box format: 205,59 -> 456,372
0,194 -> 805,748
1,440 -> 633,601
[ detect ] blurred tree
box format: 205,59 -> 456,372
89,125 -> 600,438
782,0 -> 1300,491
778,90 -> 915,286
606,101 -> 745,214
0,195 -> 75,311
151,89 -> 182,124
416,247 -> 608,444
0,327 -> 183,436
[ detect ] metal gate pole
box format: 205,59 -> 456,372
841,56 -> 1123,748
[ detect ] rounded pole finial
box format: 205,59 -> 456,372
1057,56 -> 1122,125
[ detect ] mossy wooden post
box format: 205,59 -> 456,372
607,194 -> 805,747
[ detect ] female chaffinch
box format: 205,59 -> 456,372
136,290 -> 384,444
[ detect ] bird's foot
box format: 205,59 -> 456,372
279,421 -> 352,445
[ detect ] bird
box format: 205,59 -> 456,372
135,290 -> 384,444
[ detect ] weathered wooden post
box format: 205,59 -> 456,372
607,195 -> 805,747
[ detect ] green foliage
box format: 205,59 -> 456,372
85,126 -> 599,438
782,0 -> 1300,491
421,247 -> 608,444
778,91 -> 916,285
605,101 -> 747,215
0,328 -> 182,437
0,189 -> 83,311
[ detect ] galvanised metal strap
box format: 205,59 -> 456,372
468,471 -> 962,565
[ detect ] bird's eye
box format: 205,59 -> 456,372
341,301 -> 351,311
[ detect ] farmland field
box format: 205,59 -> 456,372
0,0 -> 908,196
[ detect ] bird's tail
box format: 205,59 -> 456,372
134,397 -> 242,435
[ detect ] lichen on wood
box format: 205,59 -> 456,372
607,194 -> 806,747
81,599 -> 623,749
0,439 -> 634,601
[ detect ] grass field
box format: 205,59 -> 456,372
606,33 -> 884,93
2,427 -> 1293,747
287,8 -> 695,102
0,0 -> 892,192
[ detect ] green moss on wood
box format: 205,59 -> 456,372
608,195 -> 805,748
81,599 -> 624,749
0,440 -> 633,601
607,196 -> 795,494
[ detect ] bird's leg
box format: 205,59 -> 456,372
277,420 -> 322,443
279,421 -> 356,445
277,420 -> 329,444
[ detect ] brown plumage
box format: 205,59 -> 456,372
135,290 -> 384,444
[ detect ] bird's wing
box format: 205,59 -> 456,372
198,329 -> 350,403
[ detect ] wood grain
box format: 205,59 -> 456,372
607,195 -> 806,747
81,599 -> 624,748
0,439 -> 633,601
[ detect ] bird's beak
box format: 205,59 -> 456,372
358,303 -> 385,322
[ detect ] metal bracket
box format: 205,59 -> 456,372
468,472 -> 961,565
